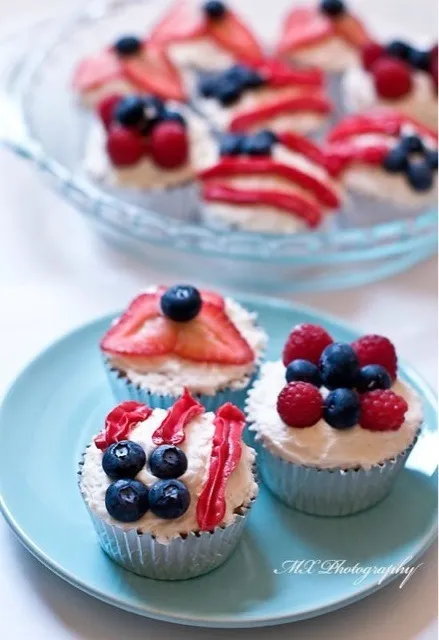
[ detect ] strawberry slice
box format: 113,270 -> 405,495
323,141 -> 389,177
121,44 -> 186,101
149,0 -> 207,44
327,113 -> 402,143
259,58 -> 323,88
207,9 -> 263,65
200,289 -> 225,310
277,131 -> 328,168
276,7 -> 333,56
333,14 -> 371,49
72,50 -> 122,92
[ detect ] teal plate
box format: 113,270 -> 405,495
0,296 -> 437,628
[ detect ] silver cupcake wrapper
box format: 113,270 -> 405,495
252,429 -> 420,517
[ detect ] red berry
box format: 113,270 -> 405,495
372,57 -> 413,99
277,382 -> 323,428
430,46 -> 438,92
351,334 -> 398,381
361,42 -> 385,72
359,390 -> 408,431
106,126 -> 145,166
97,94 -> 122,130
282,323 -> 333,367
150,121 -> 189,169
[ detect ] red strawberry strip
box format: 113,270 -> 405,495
94,401 -> 152,450
152,389 -> 204,446
202,183 -> 323,228
196,403 -> 245,531
322,141 -> 389,177
328,110 -> 438,144
277,131 -> 328,168
257,59 -> 323,88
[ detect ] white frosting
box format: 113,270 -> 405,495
342,67 -> 438,131
287,36 -> 360,73
246,360 -> 423,470
105,293 -> 267,395
80,408 -> 258,543
168,37 -> 235,71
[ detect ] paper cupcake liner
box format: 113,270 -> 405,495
252,430 -> 420,517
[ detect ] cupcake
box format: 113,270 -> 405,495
324,108 -> 438,222
198,129 -> 343,233
343,41 -> 438,131
100,284 -> 267,410
148,0 -> 263,72
246,323 -> 423,516
79,392 -> 258,579
196,59 -> 332,136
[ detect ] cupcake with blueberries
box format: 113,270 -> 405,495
100,284 -> 267,411
79,392 -> 258,579
246,323 -> 423,516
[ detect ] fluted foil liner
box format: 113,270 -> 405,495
253,431 -> 420,517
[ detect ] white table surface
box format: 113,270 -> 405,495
0,1 -> 437,638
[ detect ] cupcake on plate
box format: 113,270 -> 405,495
343,40 -> 438,131
100,284 -> 267,411
198,129 -> 343,233
79,392 -> 258,579
246,323 -> 423,516
196,59 -> 332,136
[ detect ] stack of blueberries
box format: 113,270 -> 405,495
199,64 -> 266,106
383,133 -> 439,191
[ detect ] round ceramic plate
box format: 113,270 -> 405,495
0,296 -> 437,628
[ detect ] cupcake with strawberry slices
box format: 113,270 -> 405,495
100,284 -> 267,411
79,392 -> 258,579
246,324 -> 423,516
198,129 -> 343,233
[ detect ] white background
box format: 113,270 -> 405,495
0,0 -> 437,638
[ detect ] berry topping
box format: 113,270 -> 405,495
72,51 -> 121,93
285,359 -> 321,387
320,0 -> 345,17
282,324 -> 333,367
121,46 -> 186,102
323,388 -> 361,429
276,7 -> 333,56
318,343 -> 359,390
430,49 -> 438,90
102,440 -> 146,479
152,389 -> 204,446
148,479 -> 191,519
140,95 -> 166,133
219,133 -> 246,156
150,121 -> 189,169
94,402 -> 152,451
162,110 -> 186,127
199,75 -> 217,98
359,389 -> 408,431
106,125 -> 145,167
401,134 -> 424,153
97,94 -> 122,130
216,77 -> 242,105
207,8 -> 263,65
361,42 -> 385,71
406,159 -> 434,191
386,40 -> 412,62
351,334 -> 398,381
114,96 -> 146,128
160,284 -> 202,322
149,0 -> 206,45
383,147 -> 408,173
203,1 -> 227,20
408,48 -> 431,72
277,382 -> 323,428
114,36 -> 143,57
426,149 -> 438,169
228,64 -> 265,88
149,445 -> 188,479
355,364 -> 392,393
372,57 -> 413,99
105,479 -> 149,522
241,131 -> 276,156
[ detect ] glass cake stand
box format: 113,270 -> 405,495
0,0 -> 437,292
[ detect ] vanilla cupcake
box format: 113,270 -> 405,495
79,392 -> 258,579
100,284 -> 267,411
246,323 -> 422,516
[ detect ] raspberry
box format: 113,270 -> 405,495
361,42 -> 385,71
351,334 -> 398,381
282,324 -> 333,367
150,121 -> 189,169
97,94 -> 122,130
430,47 -> 438,91
359,390 -> 408,431
372,57 -> 413,99
277,382 -> 323,428
106,125 -> 145,166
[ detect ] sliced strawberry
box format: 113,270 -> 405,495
323,141 -> 389,177
277,131 -> 328,168
72,51 -> 122,92
327,113 -> 402,143
276,7 -> 333,56
149,0 -> 207,45
121,44 -> 186,101
260,58 -> 324,88
174,302 -> 254,365
200,289 -> 225,310
333,13 -> 371,49
207,9 -> 263,65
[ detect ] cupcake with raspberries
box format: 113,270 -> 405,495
79,392 -> 258,579
100,284 -> 267,411
343,40 -> 438,131
246,323 -> 423,516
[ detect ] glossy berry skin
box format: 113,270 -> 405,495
386,40 -> 412,61
149,445 -> 188,479
361,42 -> 385,71
219,133 -> 245,156
148,479 -> 191,519
372,57 -> 413,99
383,147 -> 408,173
426,149 -> 439,169
319,343 -> 360,390
97,94 -> 122,130
203,1 -> 227,20
162,110 -> 186,127
359,390 -> 408,431
283,324 -> 333,367
320,0 -> 345,17
114,96 -> 146,128
150,121 -> 189,169
106,126 -> 144,167
199,76 -> 217,98
352,334 -> 398,381
114,36 -> 142,57
242,131 -> 276,156
406,160 -> 434,191
102,440 -> 146,479
401,134 -> 424,153
160,285 -> 202,322
228,65 -> 265,88
277,382 -> 323,428
408,48 -> 431,72
285,359 -> 321,387
355,365 -> 392,393
324,389 -> 361,430
105,479 -> 149,522
140,96 -> 165,133
216,78 -> 241,105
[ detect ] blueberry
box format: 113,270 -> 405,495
227,65 -> 265,89
406,159 -> 434,191
324,389 -> 360,430
355,365 -> 392,393
114,36 -> 142,57
148,479 -> 190,519
383,147 -> 408,173
203,1 -> 227,19
401,134 -> 424,153
105,479 -> 149,522
386,40 -> 412,61
162,111 -> 186,127
426,149 -> 438,169
408,48 -> 431,71
199,75 -> 217,98
319,343 -> 359,390
216,78 -> 242,105
320,0 -> 345,17
160,285 -> 202,322
285,360 -> 321,387
114,96 -> 146,128
102,441 -> 146,479
219,133 -> 246,156
149,445 -> 188,479
242,131 -> 276,156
